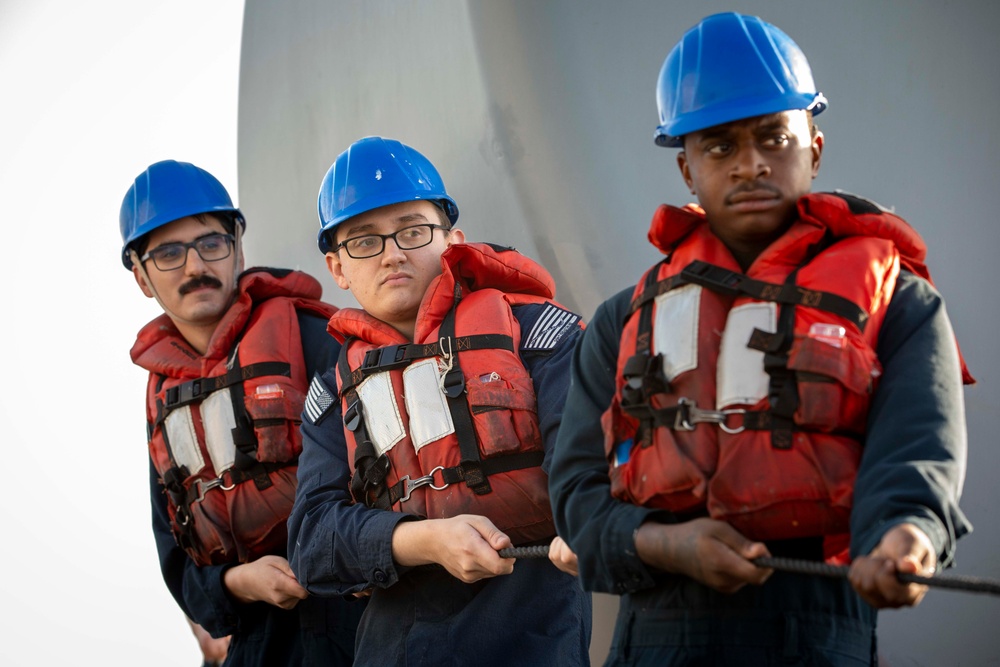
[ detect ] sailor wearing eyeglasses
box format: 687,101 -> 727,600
120,160 -> 364,666
286,136 -> 593,666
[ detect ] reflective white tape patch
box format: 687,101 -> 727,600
357,371 -> 406,457
304,374 -> 335,424
717,302 -> 776,409
652,284 -> 701,381
522,303 -> 580,351
202,388 -> 237,473
403,359 -> 455,453
164,405 -> 205,475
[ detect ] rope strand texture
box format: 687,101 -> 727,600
496,546 -> 1000,597
753,557 -> 1000,596
498,545 -> 550,559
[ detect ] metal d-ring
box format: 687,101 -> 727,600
719,409 -> 746,434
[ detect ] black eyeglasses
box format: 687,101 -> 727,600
140,233 -> 235,271
336,224 -> 449,259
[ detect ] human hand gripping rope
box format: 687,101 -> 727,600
497,543 -> 1000,596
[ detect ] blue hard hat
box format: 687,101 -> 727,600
654,12 -> 827,148
316,136 -> 459,253
120,160 -> 244,269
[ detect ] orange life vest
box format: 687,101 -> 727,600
132,268 -> 338,566
603,192 -> 970,559
331,243 -> 579,545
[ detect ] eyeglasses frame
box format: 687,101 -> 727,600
334,223 -> 451,259
139,232 -> 236,271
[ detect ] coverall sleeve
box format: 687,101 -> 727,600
850,271 -> 972,566
548,288 -> 671,595
287,370 -> 415,597
298,312 -> 339,382
512,302 -> 586,473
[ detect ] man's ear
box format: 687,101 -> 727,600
325,252 -> 350,290
811,131 -> 824,178
446,228 -> 466,246
132,265 -> 155,299
677,151 -> 696,195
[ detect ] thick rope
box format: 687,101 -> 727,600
753,556 -> 1000,596
497,545 -> 1000,597
498,545 -> 550,559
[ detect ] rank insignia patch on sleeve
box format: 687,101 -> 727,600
304,374 -> 336,425
522,303 -> 581,351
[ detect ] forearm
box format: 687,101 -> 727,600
851,273 -> 972,565
288,396 -> 412,595
549,292 -> 665,594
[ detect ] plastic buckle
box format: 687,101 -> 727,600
362,345 -> 409,372
178,379 -> 201,405
344,400 -> 362,431
442,369 -> 465,398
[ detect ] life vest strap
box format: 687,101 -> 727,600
340,334 -> 515,395
379,450 -> 547,509
680,260 -> 869,330
629,273 -> 690,315
161,460 -> 292,554
634,394 -> 863,445
161,361 -> 292,412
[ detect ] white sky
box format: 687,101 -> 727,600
0,1 -> 245,664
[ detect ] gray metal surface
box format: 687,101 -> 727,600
238,1 -> 1000,663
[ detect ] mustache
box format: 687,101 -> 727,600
179,275 -> 223,295
724,181 -> 782,205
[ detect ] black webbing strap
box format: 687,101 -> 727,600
157,361 -> 292,420
161,465 -> 196,550
644,404 -> 801,434
163,460 -> 293,551
222,347 -> 267,481
347,404 -> 394,510
154,361 -> 290,492
338,334 -> 514,396
620,265 -> 669,447
338,341 -> 395,509
378,450 -> 547,510
745,268 -> 801,449
163,361 -> 292,409
438,450 -> 544,485
633,262 -> 662,358
179,462 -> 291,507
680,260 -> 869,331
629,274 -> 690,315
439,284 -> 492,496
225,461 -> 289,489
